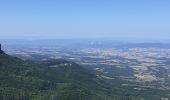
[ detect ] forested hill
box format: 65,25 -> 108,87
0,52 -> 169,100
0,52 -> 113,100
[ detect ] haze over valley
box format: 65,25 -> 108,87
1,0 -> 170,100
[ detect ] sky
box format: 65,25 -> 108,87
0,0 -> 170,39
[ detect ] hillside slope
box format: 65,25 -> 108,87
0,53 -> 170,100
0,53 -> 113,100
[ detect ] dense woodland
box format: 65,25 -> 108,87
0,52 -> 170,100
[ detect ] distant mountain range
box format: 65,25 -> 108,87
2,39 -> 170,49
116,43 -> 170,48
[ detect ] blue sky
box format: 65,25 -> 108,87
0,0 -> 170,39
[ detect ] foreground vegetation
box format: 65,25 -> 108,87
0,53 -> 170,100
